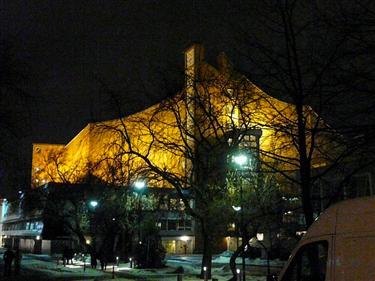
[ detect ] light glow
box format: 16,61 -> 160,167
134,180 -> 146,190
232,205 -> 241,211
232,154 -> 248,166
90,200 -> 98,208
256,233 -> 264,241
180,235 -> 189,241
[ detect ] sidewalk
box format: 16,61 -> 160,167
0,248 -> 267,280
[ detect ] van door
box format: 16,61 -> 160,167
334,234 -> 375,280
278,236 -> 333,281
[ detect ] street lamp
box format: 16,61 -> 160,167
89,200 -> 98,208
236,268 -> 241,281
232,154 -> 248,166
232,152 -> 249,281
133,180 -> 146,242
88,200 -> 99,251
133,179 -> 147,267
134,180 -> 146,190
232,206 -> 241,211
256,233 -> 271,278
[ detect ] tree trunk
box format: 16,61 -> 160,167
296,102 -> 314,228
200,225 -> 212,279
229,244 -> 242,281
301,170 -> 314,227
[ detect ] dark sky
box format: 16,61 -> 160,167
1,0 -> 256,195
1,0 -> 241,144
2,1 -> 374,196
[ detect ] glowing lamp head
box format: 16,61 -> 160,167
180,235 -> 189,241
256,233 -> 264,241
134,180 -> 146,190
232,206 -> 241,212
232,154 -> 248,166
90,200 -> 98,208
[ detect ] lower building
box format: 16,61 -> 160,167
0,198 -> 49,253
0,185 -> 197,256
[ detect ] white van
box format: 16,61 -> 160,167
275,196 -> 375,281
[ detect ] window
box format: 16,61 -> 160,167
177,219 -> 192,230
169,198 -> 186,211
281,241 -> 328,281
160,219 -> 167,231
159,218 -> 193,231
168,220 -> 177,231
345,173 -> 373,198
240,134 -> 257,149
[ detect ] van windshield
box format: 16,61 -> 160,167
281,240 -> 328,281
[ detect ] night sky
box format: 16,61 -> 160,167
1,0 -> 250,139
1,1 -> 374,195
1,1 -> 242,143
0,0 -> 251,194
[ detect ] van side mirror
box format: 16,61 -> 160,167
267,274 -> 278,281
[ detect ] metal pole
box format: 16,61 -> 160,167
267,250 -> 270,276
239,173 -> 246,281
236,268 -> 241,281
138,194 -> 142,243
177,273 -> 183,281
112,264 -> 115,279
259,240 -> 270,277
83,255 -> 86,272
146,237 -> 150,266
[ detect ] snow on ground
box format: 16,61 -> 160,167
0,248 -> 274,280
212,255 -> 284,267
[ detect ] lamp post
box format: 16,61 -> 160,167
256,233 -> 271,278
88,200 -> 99,246
232,153 -> 249,281
134,180 -> 146,244
236,268 -> 241,281
133,179 -> 147,267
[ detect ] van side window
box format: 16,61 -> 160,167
281,241 -> 328,281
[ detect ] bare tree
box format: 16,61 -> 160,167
226,169 -> 282,281
221,0 -> 375,228
92,51 -> 295,278
0,41 -> 36,197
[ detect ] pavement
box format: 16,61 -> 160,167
0,248 -> 271,281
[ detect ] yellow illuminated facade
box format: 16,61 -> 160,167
32,44 -> 328,189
